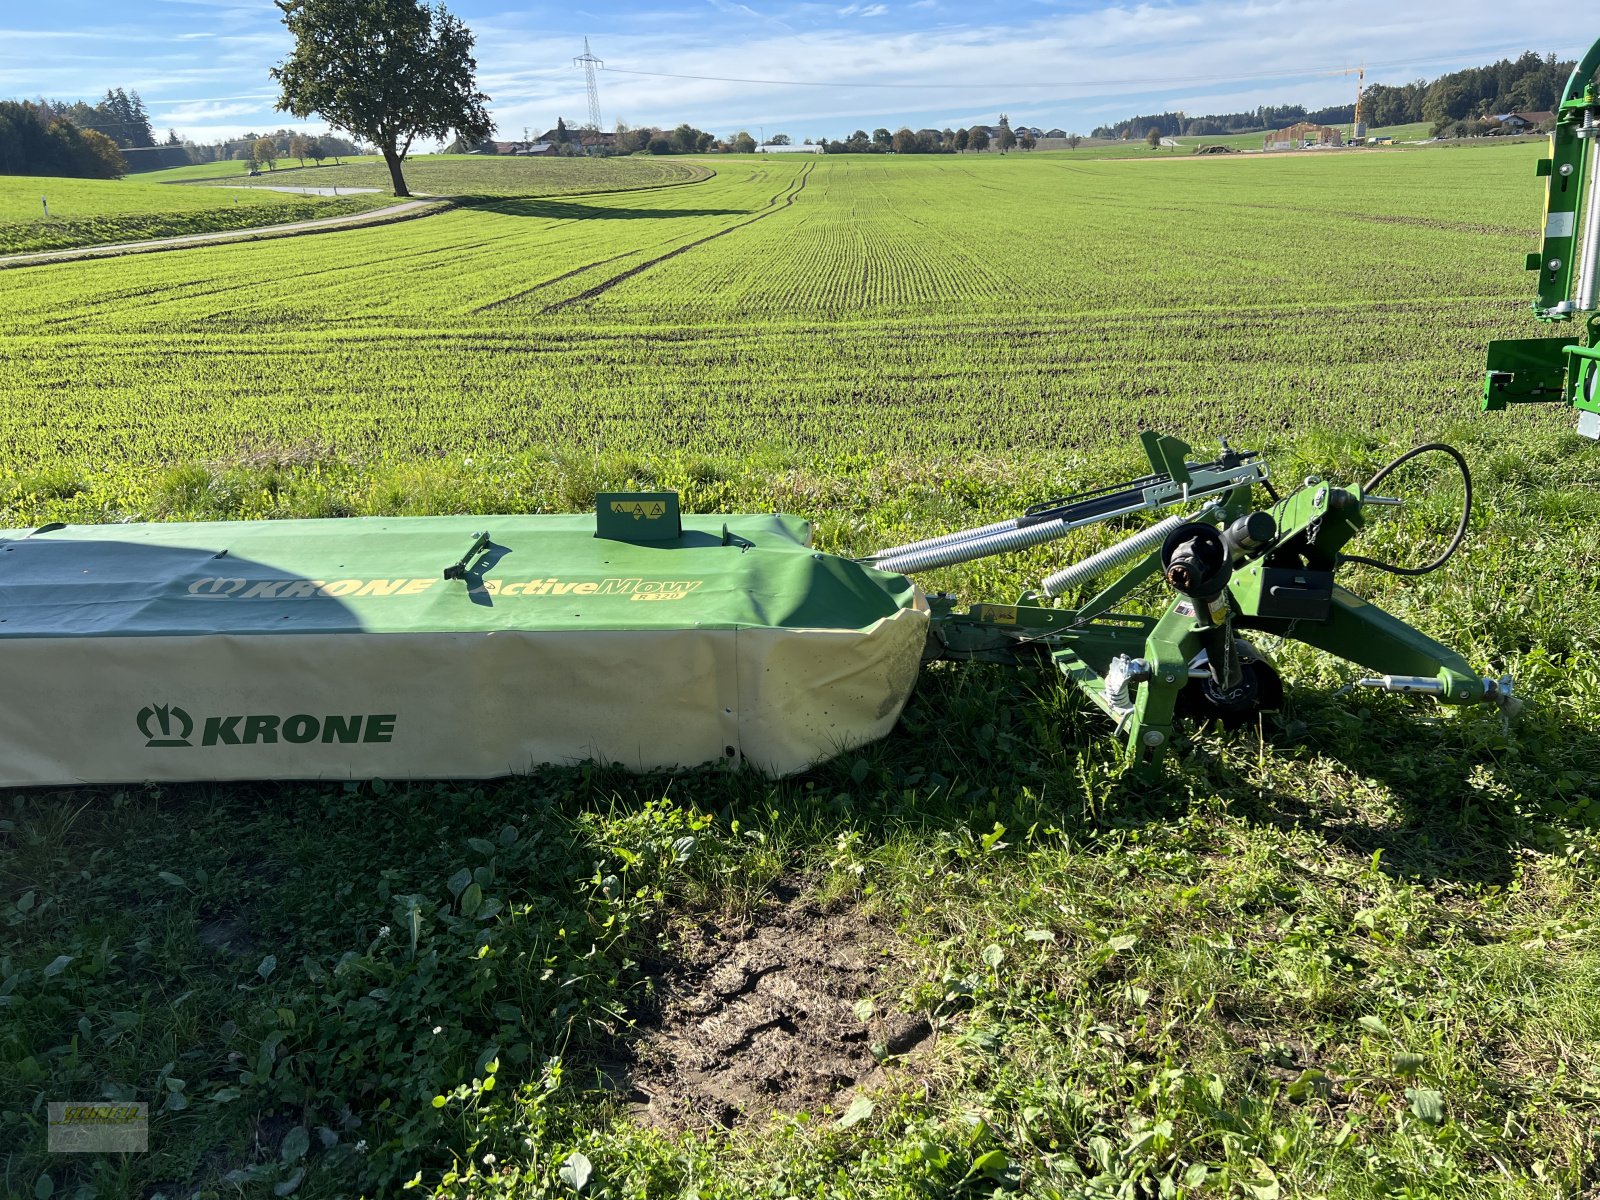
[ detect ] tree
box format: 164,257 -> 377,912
954,127 -> 968,152
968,126 -> 990,152
1067,133 -> 1082,150
555,117 -> 570,144
1146,126 -> 1162,149
289,133 -> 309,164
97,89 -> 155,150
730,130 -> 757,153
1019,132 -> 1036,151
307,138 -> 325,165
1422,80 -> 1472,132
271,0 -> 493,197
45,118 -> 126,177
0,104 -> 126,177
647,135 -> 672,154
614,124 -> 652,154
872,127 -> 892,148
254,135 -> 279,170
769,133 -> 791,146
892,126 -> 917,154
996,114 -> 1016,153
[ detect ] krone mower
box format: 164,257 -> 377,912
0,432 -> 1512,785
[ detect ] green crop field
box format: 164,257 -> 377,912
1367,122 -> 1437,142
143,153 -> 711,197
3,145 -> 1599,1200
1,157 -> 705,256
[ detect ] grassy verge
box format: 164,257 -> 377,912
0,193 -> 402,256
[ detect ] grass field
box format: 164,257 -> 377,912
130,157 -> 392,184
1173,124 -> 1454,151
3,144 -> 1600,1200
1,158 -> 706,256
142,154 -> 711,198
0,174 -> 402,256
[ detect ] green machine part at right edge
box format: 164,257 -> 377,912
1484,35 -> 1600,437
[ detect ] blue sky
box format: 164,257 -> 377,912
1,0 -> 1583,149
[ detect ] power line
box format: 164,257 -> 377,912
596,42 -> 1583,93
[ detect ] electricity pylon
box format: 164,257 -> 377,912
575,38 -> 604,131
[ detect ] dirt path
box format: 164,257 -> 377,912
0,197 -> 447,270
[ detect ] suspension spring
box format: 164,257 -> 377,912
1039,504 -> 1220,598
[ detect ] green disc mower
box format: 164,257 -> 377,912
0,431 -> 1512,784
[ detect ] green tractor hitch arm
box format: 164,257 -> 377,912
898,433 -> 1516,766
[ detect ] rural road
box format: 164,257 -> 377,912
0,197 -> 445,269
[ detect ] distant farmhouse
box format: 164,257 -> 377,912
1265,122 -> 1344,150
1491,111 -> 1555,133
490,128 -> 617,156
541,128 -> 617,151
964,124 -> 1045,149
490,140 -> 552,156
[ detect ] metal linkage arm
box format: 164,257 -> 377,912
867,437 -> 1265,576
1282,587 -> 1517,712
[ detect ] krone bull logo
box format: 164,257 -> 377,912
137,704 -> 194,747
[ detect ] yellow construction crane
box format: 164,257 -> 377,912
1333,65 -> 1367,141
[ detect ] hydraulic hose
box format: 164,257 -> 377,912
1337,442 -> 1472,577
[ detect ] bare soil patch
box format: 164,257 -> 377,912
611,881 -> 933,1130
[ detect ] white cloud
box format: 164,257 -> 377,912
4,0 -> 1585,145
157,100 -> 269,121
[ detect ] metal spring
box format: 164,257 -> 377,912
1039,504 -> 1219,597
868,517 -> 1019,563
872,516 -> 1071,574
